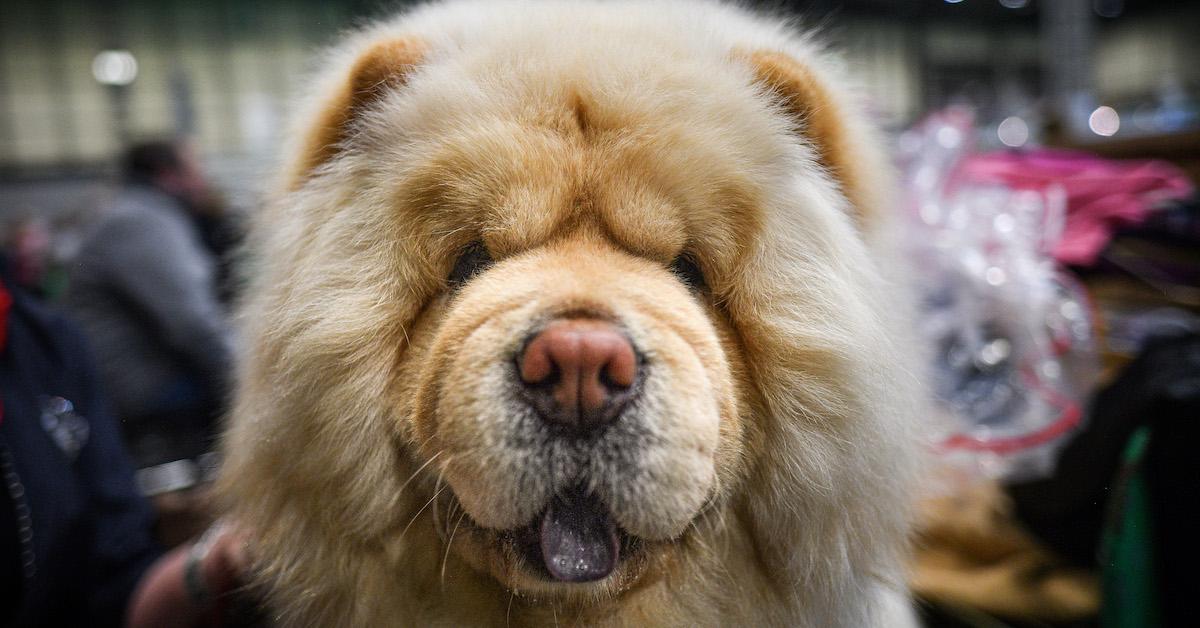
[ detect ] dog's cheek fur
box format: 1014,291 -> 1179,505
419,306 -> 555,530
215,208 -> 439,625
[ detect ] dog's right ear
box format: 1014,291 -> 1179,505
288,37 -> 426,188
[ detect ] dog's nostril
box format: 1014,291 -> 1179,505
519,319 -> 638,434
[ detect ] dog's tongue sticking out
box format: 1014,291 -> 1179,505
540,491 -> 619,582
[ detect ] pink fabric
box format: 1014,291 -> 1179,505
957,149 -> 1194,266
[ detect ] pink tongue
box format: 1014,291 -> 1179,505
539,491 -> 619,582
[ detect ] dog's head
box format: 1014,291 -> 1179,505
222,3 -> 917,621
327,35 -> 763,595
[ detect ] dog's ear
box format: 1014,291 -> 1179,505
741,50 -> 883,230
289,38 -> 426,187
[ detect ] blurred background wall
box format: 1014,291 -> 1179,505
1,0 -> 1197,225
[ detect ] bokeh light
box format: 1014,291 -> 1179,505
91,50 -> 138,86
997,116 -> 1029,147
1088,106 -> 1120,136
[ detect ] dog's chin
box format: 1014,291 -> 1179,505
447,487 -> 684,597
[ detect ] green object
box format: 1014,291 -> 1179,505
1100,426 -> 1162,628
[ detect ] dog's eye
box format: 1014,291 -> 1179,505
448,241 -> 493,287
670,254 -> 707,292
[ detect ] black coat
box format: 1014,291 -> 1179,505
1,261 -> 162,627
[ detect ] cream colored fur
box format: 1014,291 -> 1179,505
219,1 -> 924,626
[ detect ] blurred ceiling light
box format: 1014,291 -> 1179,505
999,0 -> 1029,8
997,116 -> 1029,147
944,0 -> 965,4
92,50 -> 138,86
1088,106 -> 1120,137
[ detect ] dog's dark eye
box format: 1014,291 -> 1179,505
670,254 -> 707,292
448,241 -> 493,287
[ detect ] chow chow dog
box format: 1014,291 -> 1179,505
219,0 -> 923,625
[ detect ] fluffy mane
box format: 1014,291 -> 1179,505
219,2 -> 923,625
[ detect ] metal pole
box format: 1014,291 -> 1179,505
1040,0 -> 1096,139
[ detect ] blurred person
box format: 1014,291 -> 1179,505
2,255 -> 245,627
187,185 -> 243,306
2,215 -> 52,294
65,141 -> 234,469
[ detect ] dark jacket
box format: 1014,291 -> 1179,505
64,184 -> 233,424
1,260 -> 162,627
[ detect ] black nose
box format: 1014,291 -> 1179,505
518,319 -> 639,435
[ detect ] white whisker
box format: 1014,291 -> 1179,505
398,483 -> 447,543
440,509 -> 468,587
397,449 -> 442,497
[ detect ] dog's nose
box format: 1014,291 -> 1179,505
519,319 -> 638,434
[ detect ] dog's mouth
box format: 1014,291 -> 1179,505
504,486 -> 638,583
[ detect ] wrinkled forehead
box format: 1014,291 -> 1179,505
373,52 -> 778,266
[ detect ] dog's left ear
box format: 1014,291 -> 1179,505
741,50 -> 884,230
289,37 -> 427,188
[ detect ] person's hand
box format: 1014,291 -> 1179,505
126,520 -> 252,628
195,521 -> 249,600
